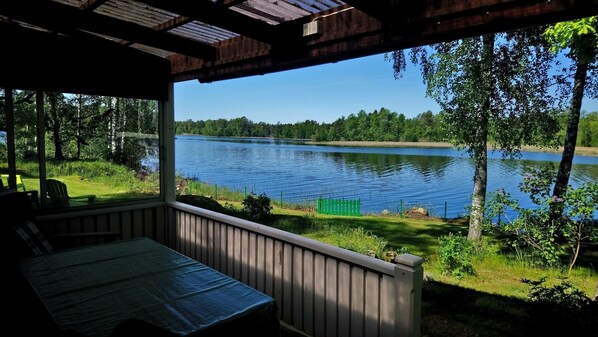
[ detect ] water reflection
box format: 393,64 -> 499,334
174,136 -> 598,217
323,151 -> 453,179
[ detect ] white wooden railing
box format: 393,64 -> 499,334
36,201 -> 423,337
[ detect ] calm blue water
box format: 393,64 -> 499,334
173,135 -> 598,218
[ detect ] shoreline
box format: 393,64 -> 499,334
307,140 -> 598,157
176,135 -> 598,157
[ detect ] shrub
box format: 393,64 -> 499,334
522,277 -> 591,311
438,232 -> 475,279
486,165 -> 598,271
242,193 -> 273,223
382,246 -> 410,262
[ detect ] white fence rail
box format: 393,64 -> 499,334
35,201 -> 423,337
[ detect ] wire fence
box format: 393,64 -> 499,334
180,177 -> 468,220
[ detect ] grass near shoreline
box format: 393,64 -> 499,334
176,193 -> 597,301
306,140 -> 598,156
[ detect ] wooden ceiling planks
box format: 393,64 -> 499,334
1,0 -> 597,98
170,0 -> 598,82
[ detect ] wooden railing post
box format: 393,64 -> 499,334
394,254 -> 424,337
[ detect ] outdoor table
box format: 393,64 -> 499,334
19,237 -> 278,337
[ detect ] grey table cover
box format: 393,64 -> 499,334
19,237 -> 277,337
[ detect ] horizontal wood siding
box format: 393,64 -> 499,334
168,202 -> 421,337
35,202 -> 168,246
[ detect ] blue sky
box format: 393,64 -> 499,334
174,52 -> 598,124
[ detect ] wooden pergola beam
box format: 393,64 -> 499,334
134,0 -> 276,44
122,15 -> 194,46
80,0 -> 110,11
169,0 -> 598,82
0,0 -> 216,60
0,20 -> 171,100
339,0 -> 396,21
154,15 -> 194,32
219,0 -> 248,7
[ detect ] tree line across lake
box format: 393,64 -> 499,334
175,108 -> 598,146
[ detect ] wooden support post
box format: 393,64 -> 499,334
159,83 -> 175,203
394,254 -> 424,337
5,88 -> 17,189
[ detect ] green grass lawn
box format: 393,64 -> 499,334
180,196 -> 597,301
274,210 -> 597,299
5,159 -> 160,205
264,204 -> 598,337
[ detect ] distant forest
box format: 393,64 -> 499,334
175,108 -> 598,146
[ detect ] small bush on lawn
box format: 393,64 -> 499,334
242,193 -> 273,223
438,232 -> 475,279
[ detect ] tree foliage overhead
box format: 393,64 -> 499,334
405,30 -> 560,156
391,27 -> 561,242
544,16 -> 598,202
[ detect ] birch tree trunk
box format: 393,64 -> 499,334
552,61 -> 587,199
468,34 -> 494,243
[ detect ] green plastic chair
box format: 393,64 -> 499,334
1,174 -> 39,207
1,174 -> 27,191
46,179 -> 96,208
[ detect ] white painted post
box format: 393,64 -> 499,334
159,83 -> 175,203
394,254 -> 424,337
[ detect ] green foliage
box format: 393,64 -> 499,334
242,192 -> 273,223
579,111 -> 598,147
544,16 -> 598,63
522,277 -> 591,311
2,91 -> 159,175
544,17 -> 598,200
437,232 -> 475,279
306,223 -> 389,259
487,166 -> 598,269
173,108 -> 598,147
392,28 -> 561,241
175,108 -> 448,142
0,131 -> 6,161
408,30 -> 560,155
381,246 -> 411,262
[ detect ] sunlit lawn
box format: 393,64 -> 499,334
21,175 -> 158,205
187,197 -> 597,299
269,207 -> 597,299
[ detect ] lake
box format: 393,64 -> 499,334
174,135 -> 598,218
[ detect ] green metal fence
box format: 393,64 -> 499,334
317,198 -> 361,216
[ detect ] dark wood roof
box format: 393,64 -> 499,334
1,0 -> 597,99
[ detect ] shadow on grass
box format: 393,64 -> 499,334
422,279 -> 598,337
176,195 -> 243,218
308,216 -> 469,257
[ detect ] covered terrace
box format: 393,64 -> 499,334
1,1 -> 598,337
